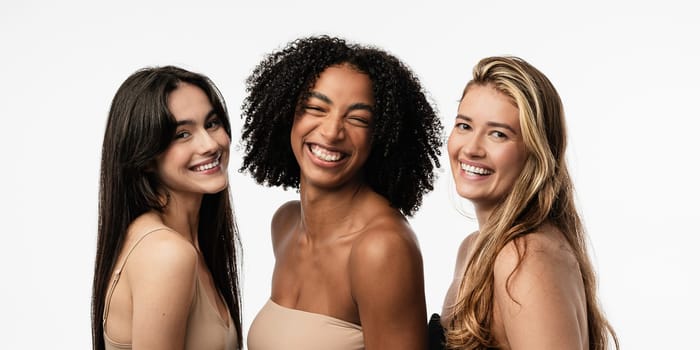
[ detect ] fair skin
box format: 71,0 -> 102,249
270,64 -> 427,349
103,83 -> 231,350
443,84 -> 588,349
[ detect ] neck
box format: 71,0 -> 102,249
159,191 -> 203,247
297,180 -> 369,242
474,203 -> 495,232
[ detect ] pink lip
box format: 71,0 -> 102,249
456,159 -> 493,180
189,153 -> 225,175
190,152 -> 222,169
459,159 -> 493,171
194,165 -> 222,175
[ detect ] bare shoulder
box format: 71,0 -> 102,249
270,200 -> 300,253
349,211 -> 421,267
122,220 -> 200,348
348,210 -> 423,292
492,227 -> 588,348
125,225 -> 198,287
348,210 -> 427,348
494,225 -> 579,281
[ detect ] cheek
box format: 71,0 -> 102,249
215,130 -> 231,148
498,146 -> 528,179
290,118 -> 304,143
157,149 -> 183,171
446,131 -> 460,160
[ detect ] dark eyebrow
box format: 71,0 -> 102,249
309,91 -> 373,113
348,102 -> 374,113
309,91 -> 332,104
456,114 -> 518,134
175,109 -> 217,126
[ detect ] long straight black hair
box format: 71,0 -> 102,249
92,66 -> 242,349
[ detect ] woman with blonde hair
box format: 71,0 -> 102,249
431,56 -> 618,349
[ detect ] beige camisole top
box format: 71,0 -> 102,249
103,228 -> 238,350
247,299 -> 364,350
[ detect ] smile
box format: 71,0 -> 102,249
460,162 -> 493,175
309,144 -> 344,162
192,153 -> 222,172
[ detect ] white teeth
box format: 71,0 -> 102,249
310,144 -> 342,162
460,162 -> 493,175
193,158 -> 220,172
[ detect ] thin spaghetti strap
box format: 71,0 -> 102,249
103,227 -> 174,324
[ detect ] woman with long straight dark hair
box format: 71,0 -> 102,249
91,66 -> 242,350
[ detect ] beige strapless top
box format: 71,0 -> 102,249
103,228 -> 238,350
248,299 -> 364,350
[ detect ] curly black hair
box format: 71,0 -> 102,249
240,35 -> 443,216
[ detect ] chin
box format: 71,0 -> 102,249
203,179 -> 229,194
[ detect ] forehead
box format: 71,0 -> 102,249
167,82 -> 212,120
459,84 -> 519,125
310,64 -> 374,104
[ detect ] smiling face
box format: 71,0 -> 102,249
290,64 -> 375,191
155,82 -> 230,200
447,84 -> 529,217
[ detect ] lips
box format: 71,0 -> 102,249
460,162 -> 493,175
191,152 -> 222,172
308,143 -> 345,162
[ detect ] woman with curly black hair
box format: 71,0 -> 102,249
241,36 -> 443,350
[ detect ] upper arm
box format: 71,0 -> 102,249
493,238 -> 587,350
127,233 -> 198,350
349,227 -> 427,350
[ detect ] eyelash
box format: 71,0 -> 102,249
175,131 -> 190,139
455,122 -> 471,130
206,118 -> 222,129
490,130 -> 507,139
174,117 -> 222,140
455,123 -> 509,139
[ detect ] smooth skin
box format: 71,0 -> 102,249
269,64 -> 428,349
103,83 -> 231,349
442,84 -> 588,349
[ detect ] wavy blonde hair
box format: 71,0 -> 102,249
445,56 -> 618,349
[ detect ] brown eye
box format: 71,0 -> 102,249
206,118 -> 222,129
455,122 -> 471,131
490,130 -> 507,139
175,131 -> 191,139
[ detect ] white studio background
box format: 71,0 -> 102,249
1,1 -> 698,348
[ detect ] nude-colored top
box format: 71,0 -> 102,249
248,299 -> 364,350
103,228 -> 238,350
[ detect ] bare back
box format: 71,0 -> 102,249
442,224 -> 589,349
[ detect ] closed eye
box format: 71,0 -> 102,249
347,116 -> 371,127
302,105 -> 326,116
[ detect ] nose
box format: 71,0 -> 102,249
461,133 -> 485,158
318,114 -> 345,141
196,129 -> 220,155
